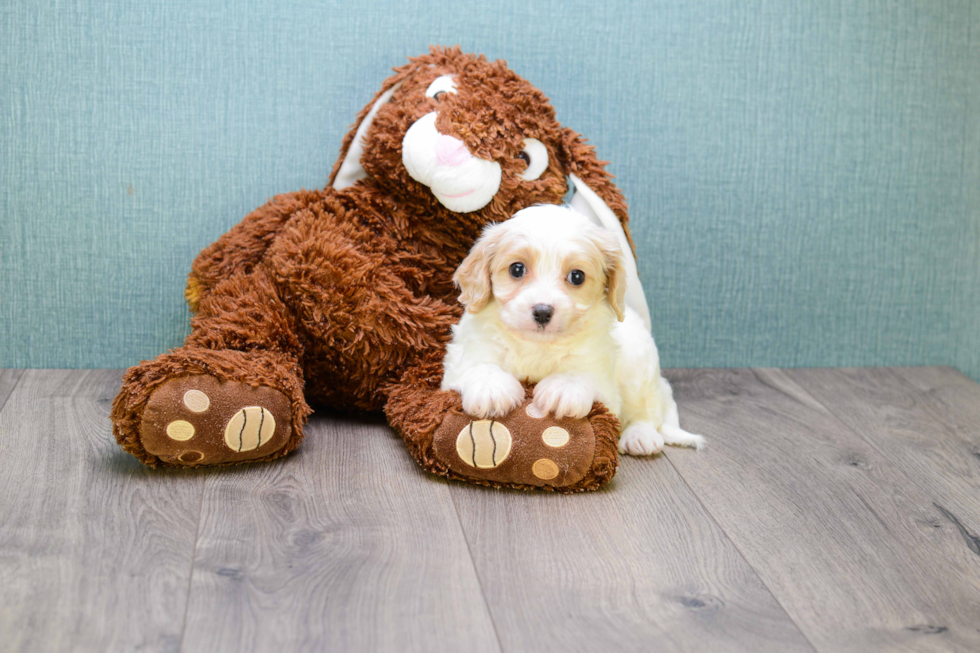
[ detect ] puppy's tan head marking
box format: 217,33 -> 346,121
453,222 -> 507,313
593,228 -> 627,322
456,205 -> 628,338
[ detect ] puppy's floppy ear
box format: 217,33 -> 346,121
595,229 -> 627,322
454,224 -> 504,313
560,126 -> 651,331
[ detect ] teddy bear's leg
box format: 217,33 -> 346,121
384,357 -> 620,492
112,269 -> 310,467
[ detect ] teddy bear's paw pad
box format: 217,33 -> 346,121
433,403 -> 596,488
455,420 -> 512,468
224,407 -> 276,452
139,375 -> 291,466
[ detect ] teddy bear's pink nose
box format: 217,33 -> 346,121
435,134 -> 471,167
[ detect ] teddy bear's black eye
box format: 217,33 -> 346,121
433,91 -> 446,101
567,270 -> 585,286
509,262 -> 526,278
517,138 -> 548,181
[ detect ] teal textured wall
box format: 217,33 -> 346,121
2,1 -> 978,378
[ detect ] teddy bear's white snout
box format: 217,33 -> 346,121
402,112 -> 501,213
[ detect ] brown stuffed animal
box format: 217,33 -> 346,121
111,46 -> 651,491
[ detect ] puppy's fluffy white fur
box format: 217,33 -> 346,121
441,205 -> 704,455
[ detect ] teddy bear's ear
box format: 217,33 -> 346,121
328,57 -> 428,189
561,127 -> 652,330
329,81 -> 403,189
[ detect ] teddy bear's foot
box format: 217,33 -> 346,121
429,400 -> 620,491
112,347 -> 309,467
138,374 -> 293,466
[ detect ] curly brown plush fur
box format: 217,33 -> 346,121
112,46 -> 635,491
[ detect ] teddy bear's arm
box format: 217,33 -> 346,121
262,209 -> 463,391
184,189 -> 326,312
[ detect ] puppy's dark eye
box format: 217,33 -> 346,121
509,262 -> 526,278
567,270 -> 586,286
517,151 -> 530,165
433,91 -> 446,101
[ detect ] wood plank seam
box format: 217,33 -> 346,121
0,369 -> 24,414
177,417 -> 502,652
177,472 -> 210,653
446,482 -> 508,653
447,440 -> 818,651
789,368 -> 980,553
0,369 -> 208,650
867,367 -> 980,561
661,447 -> 820,653
659,367 -> 980,650
887,366 -> 980,452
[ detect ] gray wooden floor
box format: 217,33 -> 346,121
1,368 -> 979,652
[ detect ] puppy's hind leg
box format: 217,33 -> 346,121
619,421 -> 665,456
657,379 -> 706,450
613,309 -> 705,453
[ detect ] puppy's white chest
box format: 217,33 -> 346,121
500,331 -> 618,384
499,342 -> 568,382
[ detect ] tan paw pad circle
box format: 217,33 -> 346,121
224,406 -> 276,452
525,403 -> 547,419
166,420 -> 195,441
532,458 -> 560,480
456,420 -> 512,469
541,426 -> 570,448
182,389 -> 211,413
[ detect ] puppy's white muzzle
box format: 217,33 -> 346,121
402,112 -> 502,213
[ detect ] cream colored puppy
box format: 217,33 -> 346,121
441,205 -> 704,455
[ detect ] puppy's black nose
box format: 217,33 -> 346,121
532,304 -> 554,326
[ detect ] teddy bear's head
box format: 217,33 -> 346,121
329,47 -> 651,328
328,47 -> 631,235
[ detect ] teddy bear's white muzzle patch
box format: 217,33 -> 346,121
402,112 -> 502,213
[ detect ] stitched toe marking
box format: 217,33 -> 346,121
525,403 -> 547,419
532,458 -> 560,480
456,420 -> 512,469
224,406 -> 276,452
182,389 -> 210,413
166,420 -> 195,441
542,426 -> 570,448
179,451 -> 203,463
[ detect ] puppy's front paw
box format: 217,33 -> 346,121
459,370 -> 526,419
532,374 -> 596,419
619,422 -> 665,456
